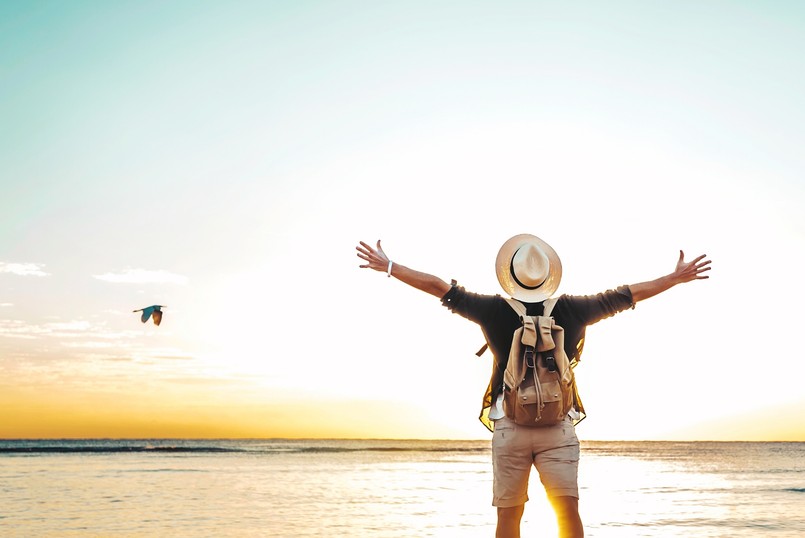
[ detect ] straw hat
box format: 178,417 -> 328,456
495,234 -> 562,302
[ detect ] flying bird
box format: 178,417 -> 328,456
133,305 -> 166,326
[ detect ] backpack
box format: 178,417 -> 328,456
501,297 -> 580,427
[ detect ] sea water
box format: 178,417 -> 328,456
0,439 -> 802,537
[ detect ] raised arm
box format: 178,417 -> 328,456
356,240 -> 452,298
630,250 -> 712,303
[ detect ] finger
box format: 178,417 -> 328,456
678,250 -> 685,263
357,254 -> 379,268
690,254 -> 708,264
357,243 -> 378,258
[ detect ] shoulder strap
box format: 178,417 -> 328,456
537,297 -> 560,352
504,298 -> 537,348
503,297 -> 527,317
506,297 -> 558,317
476,297 -> 558,357
543,296 -> 558,317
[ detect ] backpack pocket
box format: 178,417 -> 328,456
503,379 -> 544,426
541,380 -> 562,403
503,382 -> 529,426
516,382 -> 538,404
503,376 -> 567,426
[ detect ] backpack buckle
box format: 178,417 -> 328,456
524,347 -> 535,368
544,355 -> 557,372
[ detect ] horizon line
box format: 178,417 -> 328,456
1,437 -> 802,443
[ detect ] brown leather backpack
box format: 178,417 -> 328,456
502,298 -> 580,427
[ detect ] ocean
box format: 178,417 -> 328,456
0,439 -> 802,537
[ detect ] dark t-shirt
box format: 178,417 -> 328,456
440,283 -> 635,429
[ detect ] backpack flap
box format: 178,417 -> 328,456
520,316 -> 537,349
517,380 -> 563,404
516,382 -> 539,405
536,316 -> 555,352
540,379 -> 563,404
512,379 -> 561,404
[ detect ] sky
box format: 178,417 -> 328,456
1,0 -> 803,441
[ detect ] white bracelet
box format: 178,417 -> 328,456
387,260 -> 393,278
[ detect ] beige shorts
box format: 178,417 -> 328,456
491,415 -> 580,507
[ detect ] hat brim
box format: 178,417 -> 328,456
495,234 -> 562,302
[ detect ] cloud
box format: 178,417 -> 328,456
0,320 -> 47,339
0,319 -> 140,340
60,341 -> 119,349
93,268 -> 188,285
0,262 -> 49,277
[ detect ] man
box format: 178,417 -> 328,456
356,234 -> 711,538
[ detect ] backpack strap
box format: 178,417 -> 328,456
504,298 -> 537,354
506,297 -> 558,318
476,297 -> 559,357
503,297 -> 527,318
537,297 -> 559,352
543,296 -> 558,317
476,299 -> 529,357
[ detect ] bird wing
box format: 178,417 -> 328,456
133,305 -> 164,324
139,306 -> 154,323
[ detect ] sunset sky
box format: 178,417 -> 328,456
1,1 -> 803,441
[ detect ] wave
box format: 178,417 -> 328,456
0,445 -> 244,454
287,446 -> 487,454
0,440 -> 490,455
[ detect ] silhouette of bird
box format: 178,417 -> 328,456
133,305 -> 166,326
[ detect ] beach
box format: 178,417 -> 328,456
1,439 -> 803,537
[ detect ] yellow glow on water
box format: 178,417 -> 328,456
576,443 -> 763,536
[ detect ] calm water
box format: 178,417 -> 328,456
0,439 -> 802,537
